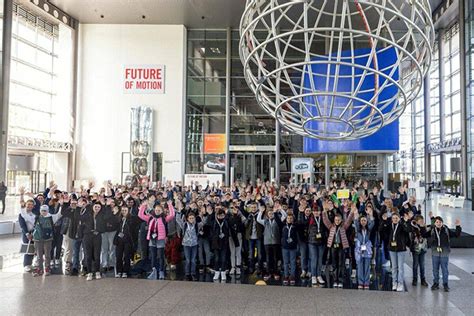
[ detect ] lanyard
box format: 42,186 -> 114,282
286,224 -> 292,238
121,218 -> 126,233
362,229 -> 367,244
315,217 -> 321,232
435,227 -> 442,247
392,223 -> 399,241
335,226 -> 341,241
217,219 -> 224,235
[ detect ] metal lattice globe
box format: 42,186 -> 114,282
239,0 -> 434,140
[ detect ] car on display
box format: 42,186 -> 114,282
205,160 -> 226,173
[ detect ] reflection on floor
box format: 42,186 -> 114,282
56,260 -> 401,292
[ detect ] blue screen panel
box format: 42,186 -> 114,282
302,47 -> 400,153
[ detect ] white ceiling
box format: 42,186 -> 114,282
46,0 -> 445,28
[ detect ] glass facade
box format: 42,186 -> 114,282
0,3 -> 74,193
389,22 -> 463,191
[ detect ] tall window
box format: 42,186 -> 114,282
7,4 -> 73,143
443,24 -> 461,141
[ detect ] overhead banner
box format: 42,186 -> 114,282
204,134 -> 226,154
123,65 -> 165,94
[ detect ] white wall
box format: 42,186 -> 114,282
76,24 -> 186,185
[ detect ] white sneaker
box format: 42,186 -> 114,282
317,276 -> 325,284
24,265 -> 32,273
236,267 -> 241,275
397,283 -> 404,292
311,276 -> 317,286
300,270 -> 307,278
338,283 -> 343,288
220,271 -> 226,283
213,271 -> 220,281
229,267 -> 235,274
115,273 -> 121,278
392,283 -> 397,291
86,273 -> 93,281
122,274 -> 128,278
351,269 -> 356,279
307,272 -> 312,278
95,272 -> 102,280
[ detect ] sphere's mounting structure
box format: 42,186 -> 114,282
239,0 -> 435,140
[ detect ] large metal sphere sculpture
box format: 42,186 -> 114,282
239,0 -> 434,140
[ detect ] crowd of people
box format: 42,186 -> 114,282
18,179 -> 462,292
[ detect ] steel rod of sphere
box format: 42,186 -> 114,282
239,0 -> 435,140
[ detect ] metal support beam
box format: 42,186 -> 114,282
438,29 -> 446,187
225,27 -> 231,186
275,119 -> 280,185
0,0 -> 13,183
459,0 -> 469,196
324,154 -> 330,187
67,21 -> 79,191
423,75 -> 432,185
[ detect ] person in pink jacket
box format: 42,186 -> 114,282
139,200 -> 175,280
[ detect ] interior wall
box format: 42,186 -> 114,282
76,24 -> 186,185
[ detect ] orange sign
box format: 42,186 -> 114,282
204,134 -> 226,154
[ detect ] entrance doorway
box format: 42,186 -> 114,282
230,153 -> 274,184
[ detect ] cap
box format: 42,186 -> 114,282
40,205 -> 49,212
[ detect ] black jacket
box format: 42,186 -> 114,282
379,219 -> 412,252
206,216 -> 230,250
281,223 -> 298,250
425,225 -> 462,255
61,205 -> 85,239
79,205 -> 111,237
113,215 -> 141,247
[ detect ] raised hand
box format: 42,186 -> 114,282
455,218 -> 461,226
382,213 -> 388,221
428,211 -> 433,218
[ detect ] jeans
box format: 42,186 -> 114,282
412,251 -> 426,280
183,245 -> 198,275
0,196 -> 5,214
330,247 -> 345,283
83,233 -> 102,273
115,238 -> 132,274
248,239 -> 262,269
389,251 -> 406,285
282,248 -> 297,278
72,239 -> 83,270
357,257 -> 371,286
23,253 -> 34,267
308,244 -> 324,277
298,240 -> 309,272
214,247 -> 228,271
150,246 -> 165,272
229,233 -> 242,268
198,238 -> 212,266
432,255 -> 449,286
101,231 -> 116,268
264,244 -> 279,275
36,240 -> 52,270
50,228 -> 63,261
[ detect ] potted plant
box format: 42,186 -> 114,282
442,180 -> 461,194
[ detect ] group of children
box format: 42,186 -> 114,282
18,179 -> 462,292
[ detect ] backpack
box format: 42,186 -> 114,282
33,216 -> 54,240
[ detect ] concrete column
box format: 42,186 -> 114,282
0,0 -> 13,183
225,28 -> 231,186
438,29 -> 446,187
423,75 -> 432,185
275,119 -> 280,185
459,0 -> 469,196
